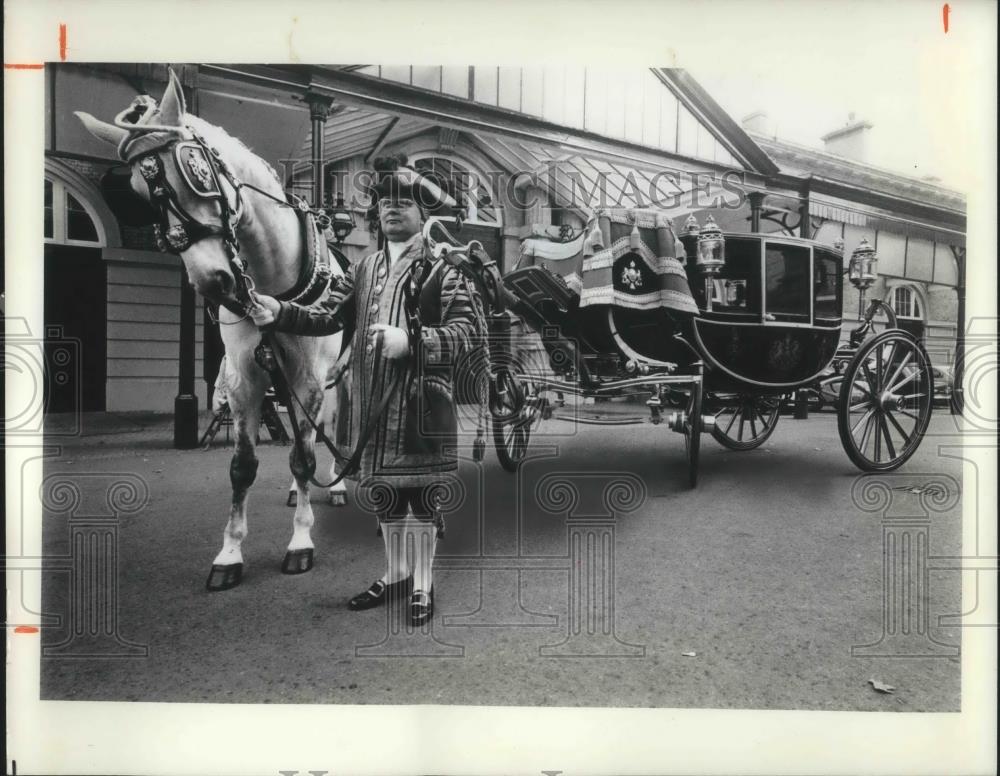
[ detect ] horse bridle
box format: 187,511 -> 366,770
125,127 -> 259,317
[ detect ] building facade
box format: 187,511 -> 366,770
41,63 -> 966,412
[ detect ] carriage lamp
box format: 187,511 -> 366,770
679,213 -> 701,265
326,193 -> 356,245
848,236 -> 878,319
695,215 -> 726,276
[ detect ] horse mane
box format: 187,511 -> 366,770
183,114 -> 282,192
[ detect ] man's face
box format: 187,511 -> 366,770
378,197 -> 423,242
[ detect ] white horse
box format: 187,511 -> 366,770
77,70 -> 347,590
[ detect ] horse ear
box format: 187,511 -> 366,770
158,68 -> 187,126
75,111 -> 129,147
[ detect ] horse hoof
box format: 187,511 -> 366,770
329,492 -> 348,507
281,548 -> 314,575
286,491 -> 297,507
206,563 -> 243,591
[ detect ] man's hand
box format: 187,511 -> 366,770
249,294 -> 280,327
369,323 -> 410,360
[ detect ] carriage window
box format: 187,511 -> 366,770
711,236 -> 761,316
765,243 -> 810,320
813,248 -> 842,321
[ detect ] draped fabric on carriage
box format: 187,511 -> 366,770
518,209 -> 699,316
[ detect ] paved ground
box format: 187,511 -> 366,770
36,406 -> 965,710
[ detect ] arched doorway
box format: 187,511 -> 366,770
889,284 -> 926,341
43,169 -> 111,412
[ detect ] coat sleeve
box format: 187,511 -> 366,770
266,259 -> 358,337
419,266 -> 479,370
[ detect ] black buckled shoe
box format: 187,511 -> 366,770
348,576 -> 412,611
408,588 -> 434,626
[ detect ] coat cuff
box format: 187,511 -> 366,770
420,327 -> 447,368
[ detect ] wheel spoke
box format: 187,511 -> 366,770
887,369 -> 919,394
878,414 -> 897,460
896,408 -> 921,421
874,412 -> 883,461
861,361 -> 879,396
851,406 -> 876,435
858,411 -> 876,455
749,413 -> 758,439
849,400 -> 873,413
884,350 -> 913,393
885,409 -> 914,447
875,345 -> 884,391
723,411 -> 738,435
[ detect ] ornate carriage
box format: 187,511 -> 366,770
425,204 -> 936,485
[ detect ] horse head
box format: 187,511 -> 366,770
76,69 -> 248,306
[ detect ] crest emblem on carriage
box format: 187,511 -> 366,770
621,260 -> 644,291
768,334 -> 803,373
184,147 -> 214,191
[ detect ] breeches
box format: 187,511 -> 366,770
380,485 -> 440,524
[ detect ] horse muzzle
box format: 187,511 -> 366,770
189,268 -> 236,302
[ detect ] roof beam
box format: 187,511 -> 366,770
363,116 -> 399,162
200,64 -> 770,187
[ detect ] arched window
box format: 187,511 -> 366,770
891,285 -> 923,320
44,177 -> 105,246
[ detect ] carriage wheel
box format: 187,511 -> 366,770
683,380 -> 702,488
837,330 -> 934,472
492,371 -> 536,472
710,394 -> 782,451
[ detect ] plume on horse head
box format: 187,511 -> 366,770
75,68 -> 190,160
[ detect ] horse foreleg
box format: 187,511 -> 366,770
282,384 -> 324,575
206,398 -> 263,591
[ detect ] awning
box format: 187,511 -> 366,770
810,199 -> 966,247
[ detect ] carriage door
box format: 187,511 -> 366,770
43,177 -> 108,413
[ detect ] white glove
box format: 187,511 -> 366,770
250,294 -> 279,327
370,323 -> 410,360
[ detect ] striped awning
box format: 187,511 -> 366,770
809,200 -> 965,247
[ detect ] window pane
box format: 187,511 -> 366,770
714,236 -> 761,314
813,248 -> 842,320
498,67 -> 521,111
765,243 -> 810,317
473,66 -> 498,106
66,191 -> 99,242
441,66 -> 468,97
44,178 -> 54,238
411,66 -> 441,92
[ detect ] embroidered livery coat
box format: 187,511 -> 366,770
269,232 -> 477,488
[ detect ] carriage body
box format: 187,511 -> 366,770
505,224 -> 846,395
426,211 -> 934,479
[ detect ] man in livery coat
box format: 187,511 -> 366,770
251,155 -> 477,626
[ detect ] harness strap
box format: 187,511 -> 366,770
263,330 -> 403,490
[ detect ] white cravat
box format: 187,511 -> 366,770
386,239 -> 407,268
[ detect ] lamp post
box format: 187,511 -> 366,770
847,236 -> 878,320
